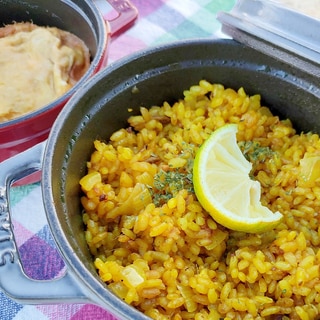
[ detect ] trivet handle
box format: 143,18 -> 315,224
0,142 -> 88,305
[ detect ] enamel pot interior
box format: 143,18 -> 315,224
43,39 -> 320,316
0,0 -> 107,160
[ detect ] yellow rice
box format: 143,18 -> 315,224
80,80 -> 320,320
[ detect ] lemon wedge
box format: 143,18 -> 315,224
193,124 -> 282,233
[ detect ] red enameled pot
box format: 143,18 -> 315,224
0,0 -> 137,162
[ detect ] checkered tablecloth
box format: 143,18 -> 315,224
2,0 -> 236,319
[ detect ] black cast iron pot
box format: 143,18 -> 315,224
1,38 -> 320,319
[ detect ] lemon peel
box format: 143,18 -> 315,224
193,124 -> 282,233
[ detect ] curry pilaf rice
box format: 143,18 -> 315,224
80,80 -> 320,320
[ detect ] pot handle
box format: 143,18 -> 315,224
0,141 -> 88,305
99,0 -> 138,36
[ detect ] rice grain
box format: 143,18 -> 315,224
80,81 -> 320,319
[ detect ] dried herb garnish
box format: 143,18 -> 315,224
151,162 -> 194,206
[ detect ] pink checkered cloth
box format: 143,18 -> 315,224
4,0 -> 234,319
